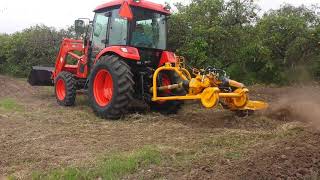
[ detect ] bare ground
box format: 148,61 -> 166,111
0,75 -> 320,179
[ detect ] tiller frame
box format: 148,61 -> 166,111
151,57 -> 268,112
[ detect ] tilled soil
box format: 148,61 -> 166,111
181,129 -> 320,180
227,132 -> 320,179
0,75 -> 320,179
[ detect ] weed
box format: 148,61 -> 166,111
224,151 -> 243,160
0,98 -> 22,111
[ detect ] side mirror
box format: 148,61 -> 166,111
75,19 -> 85,34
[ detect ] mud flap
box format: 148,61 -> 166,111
28,66 -> 54,86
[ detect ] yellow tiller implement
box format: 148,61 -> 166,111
151,57 -> 268,116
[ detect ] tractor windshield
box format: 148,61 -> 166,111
129,7 -> 167,50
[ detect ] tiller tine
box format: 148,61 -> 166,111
242,100 -> 269,111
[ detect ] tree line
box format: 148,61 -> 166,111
0,25 -> 75,77
0,0 -> 319,84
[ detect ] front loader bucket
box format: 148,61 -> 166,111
28,66 -> 54,86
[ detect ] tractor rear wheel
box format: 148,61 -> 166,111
149,71 -> 185,114
88,55 -> 134,119
54,71 -> 76,106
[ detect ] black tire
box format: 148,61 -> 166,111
88,55 -> 134,119
149,71 -> 185,115
54,71 -> 76,106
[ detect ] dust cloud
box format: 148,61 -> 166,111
267,86 -> 320,129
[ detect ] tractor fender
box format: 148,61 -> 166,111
95,46 -> 140,64
158,51 -> 177,67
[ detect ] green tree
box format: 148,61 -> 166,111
168,1 -> 320,84
169,0 -> 260,83
256,4 -> 320,83
0,25 -> 76,77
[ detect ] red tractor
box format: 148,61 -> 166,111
28,0 -> 268,119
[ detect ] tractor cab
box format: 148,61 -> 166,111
76,0 -> 172,69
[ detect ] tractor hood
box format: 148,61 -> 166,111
94,0 -> 171,15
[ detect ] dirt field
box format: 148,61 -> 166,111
0,75 -> 320,179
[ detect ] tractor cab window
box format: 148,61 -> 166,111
130,8 -> 167,50
92,13 -> 109,56
109,9 -> 128,46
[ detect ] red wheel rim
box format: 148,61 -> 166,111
56,79 -> 66,101
158,74 -> 171,104
161,74 -> 171,94
93,69 -> 113,107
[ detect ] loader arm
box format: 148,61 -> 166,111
53,38 -> 88,79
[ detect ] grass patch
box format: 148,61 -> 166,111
32,146 -> 162,180
211,126 -> 304,150
202,132 -> 275,160
279,126 -> 304,138
196,127 -> 305,161
224,151 -> 243,160
211,132 -> 275,149
0,98 -> 22,111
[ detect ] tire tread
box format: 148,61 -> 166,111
55,71 -> 76,106
89,55 -> 134,120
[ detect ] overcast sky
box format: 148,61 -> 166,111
0,0 -> 319,34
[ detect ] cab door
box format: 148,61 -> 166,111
91,12 -> 110,59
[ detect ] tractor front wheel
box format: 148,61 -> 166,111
88,55 -> 134,119
54,71 -> 76,106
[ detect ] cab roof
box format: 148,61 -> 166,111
94,0 -> 171,15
